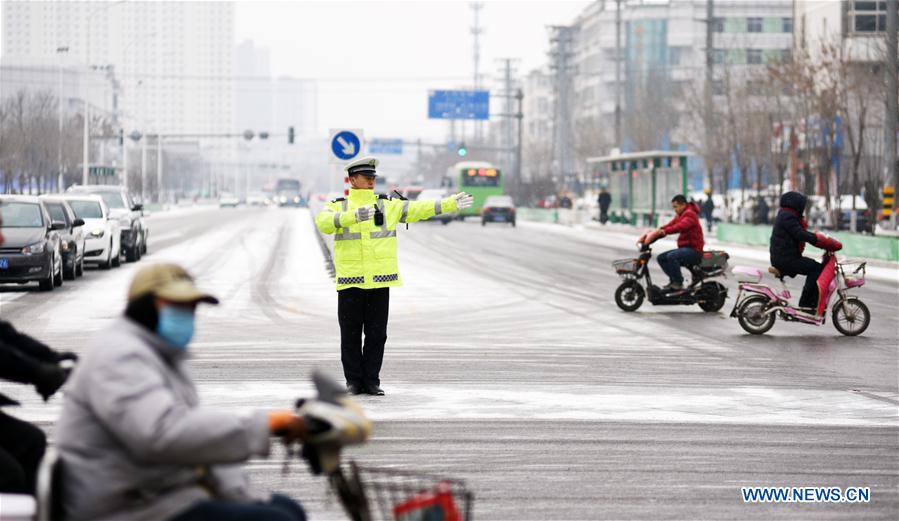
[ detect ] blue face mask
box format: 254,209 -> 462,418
156,306 -> 195,349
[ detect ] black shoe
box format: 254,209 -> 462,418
346,383 -> 363,395
662,282 -> 683,291
364,384 -> 385,396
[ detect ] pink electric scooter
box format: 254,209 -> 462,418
730,247 -> 871,336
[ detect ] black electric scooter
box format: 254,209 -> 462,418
612,243 -> 729,312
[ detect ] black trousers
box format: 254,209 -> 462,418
337,287 -> 389,387
776,257 -> 823,308
0,410 -> 47,494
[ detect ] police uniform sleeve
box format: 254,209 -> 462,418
315,200 -> 358,234
396,196 -> 460,224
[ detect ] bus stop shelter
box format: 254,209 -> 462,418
587,150 -> 692,227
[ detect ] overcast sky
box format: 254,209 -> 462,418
235,0 -> 591,141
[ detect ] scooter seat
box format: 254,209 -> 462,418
732,266 -> 763,282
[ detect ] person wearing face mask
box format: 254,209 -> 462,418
55,263 -> 367,521
316,156 -> 473,396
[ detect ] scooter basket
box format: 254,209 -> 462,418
613,258 -> 639,274
336,462 -> 474,521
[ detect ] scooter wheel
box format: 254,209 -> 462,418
615,281 -> 645,312
832,297 -> 870,336
698,281 -> 727,312
736,295 -> 776,335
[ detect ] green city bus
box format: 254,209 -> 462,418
445,161 -> 503,218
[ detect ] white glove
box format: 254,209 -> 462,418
453,192 -> 474,210
354,206 -> 373,223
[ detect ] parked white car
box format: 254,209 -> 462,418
62,195 -> 122,269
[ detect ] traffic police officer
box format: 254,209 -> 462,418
315,156 -> 473,396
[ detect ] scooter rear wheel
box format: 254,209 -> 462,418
832,297 -> 870,336
737,295 -> 776,335
698,281 -> 727,312
615,281 -> 645,312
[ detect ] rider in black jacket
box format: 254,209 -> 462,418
0,218 -> 75,494
769,191 -> 840,309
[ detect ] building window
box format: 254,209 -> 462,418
669,46 -> 681,66
747,17 -> 763,32
712,49 -> 725,64
849,0 -> 890,33
747,49 -> 763,64
713,17 -> 724,32
782,17 -> 793,33
725,17 -> 746,33
726,49 -> 747,64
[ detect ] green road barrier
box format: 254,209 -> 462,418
518,208 -> 559,223
716,223 -> 899,262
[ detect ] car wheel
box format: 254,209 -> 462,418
511,220 -> 516,227
126,243 -> 138,262
112,247 -> 122,267
39,259 -> 54,291
53,255 -> 63,287
77,254 -> 84,277
101,241 -> 113,270
141,232 -> 148,254
64,252 -> 76,281
135,243 -> 142,261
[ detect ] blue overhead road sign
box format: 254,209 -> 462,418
369,138 -> 403,155
330,130 -> 362,161
428,90 -> 490,120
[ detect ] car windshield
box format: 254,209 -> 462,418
485,196 -> 513,207
95,192 -> 125,209
69,201 -> 103,219
46,203 -> 68,224
0,202 -> 44,228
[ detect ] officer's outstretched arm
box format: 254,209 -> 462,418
315,204 -> 366,234
397,193 -> 470,224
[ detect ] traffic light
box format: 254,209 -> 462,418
457,142 -> 467,157
884,185 -> 895,217
288,126 -> 295,145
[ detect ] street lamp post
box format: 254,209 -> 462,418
57,46 -> 69,192
82,0 -> 126,187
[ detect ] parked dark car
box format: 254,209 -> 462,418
66,185 -> 147,261
0,195 -> 65,291
481,195 -> 516,227
40,196 -> 86,279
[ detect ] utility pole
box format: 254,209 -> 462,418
56,46 -> 68,192
156,134 -> 163,204
887,0 -> 898,227
704,0 -> 715,192
515,88 -> 524,198
548,25 -> 576,193
615,0 -> 622,149
497,58 -> 519,177
471,2 -> 485,142
141,132 -> 148,202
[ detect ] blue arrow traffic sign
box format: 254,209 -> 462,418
330,130 -> 362,161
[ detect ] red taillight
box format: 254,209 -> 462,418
483,207 -> 491,212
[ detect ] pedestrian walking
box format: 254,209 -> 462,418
597,188 -> 611,224
0,214 -> 75,495
315,157 -> 473,396
702,191 -> 715,232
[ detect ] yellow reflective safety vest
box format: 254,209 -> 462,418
315,189 -> 459,291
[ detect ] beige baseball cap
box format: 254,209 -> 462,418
127,263 -> 219,305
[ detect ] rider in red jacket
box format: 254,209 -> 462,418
640,194 -> 704,290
